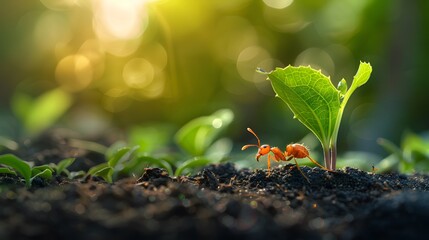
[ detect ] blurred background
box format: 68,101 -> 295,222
1,0 -> 428,164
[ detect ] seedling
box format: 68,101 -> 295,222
173,109 -> 234,175
86,109 -> 235,181
49,158 -> 78,178
88,145 -> 140,183
0,154 -> 53,188
261,61 -> 372,170
242,128 -> 328,182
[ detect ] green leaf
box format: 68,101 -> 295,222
265,62 -> 372,170
92,166 -> 113,183
122,155 -> 174,176
376,154 -> 400,173
350,61 -> 372,88
205,138 -> 233,162
340,62 -> 372,110
88,163 -> 114,183
268,66 -> 340,146
377,138 -> 405,162
30,168 -> 53,181
128,124 -> 173,153
0,154 -> 31,187
31,165 -> 54,176
107,147 -> 131,168
0,167 -> 17,175
68,139 -> 107,155
12,88 -> 72,135
87,163 -> 109,175
69,170 -> 86,179
108,145 -> 140,170
55,158 -> 76,175
174,157 -> 212,176
0,136 -> 18,151
175,109 -> 234,156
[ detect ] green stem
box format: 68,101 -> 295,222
330,142 -> 337,171
323,144 -> 331,170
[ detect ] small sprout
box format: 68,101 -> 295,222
0,154 -> 32,188
175,109 -> 234,156
31,168 -> 53,182
54,158 -> 76,176
49,158 -> 76,178
88,145 -> 141,183
262,61 -> 372,170
0,154 -> 53,188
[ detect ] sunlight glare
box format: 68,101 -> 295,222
92,0 -> 149,40
263,0 -> 293,9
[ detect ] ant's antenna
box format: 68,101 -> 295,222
241,128 -> 261,150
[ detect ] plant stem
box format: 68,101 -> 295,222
330,142 -> 337,171
323,145 -> 332,170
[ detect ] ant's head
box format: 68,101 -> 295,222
241,128 -> 271,161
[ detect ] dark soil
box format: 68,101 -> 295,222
1,132 -> 429,240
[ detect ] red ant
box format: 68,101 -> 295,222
242,128 -> 329,182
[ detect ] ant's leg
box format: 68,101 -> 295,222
293,158 -> 310,183
307,155 -> 333,172
267,154 -> 271,176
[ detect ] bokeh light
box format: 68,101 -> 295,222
263,0 -> 293,10
123,58 -> 155,89
295,48 -> 335,76
55,54 -> 93,92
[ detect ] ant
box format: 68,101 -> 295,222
241,128 -> 329,182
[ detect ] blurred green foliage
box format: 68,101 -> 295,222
0,154 -> 53,188
11,88 -> 72,136
0,0 -> 428,164
89,109 -> 234,181
377,132 -> 429,173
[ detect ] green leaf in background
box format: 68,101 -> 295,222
0,154 -> 31,187
0,136 -> 18,151
92,166 -> 113,183
88,163 -> 113,183
128,124 -> 173,153
11,88 -> 73,135
377,132 -> 429,173
175,109 -> 234,156
123,155 -> 174,176
107,147 -> 133,168
88,163 -> 109,176
31,165 -> 54,176
31,168 -> 53,182
174,157 -> 212,176
54,158 -> 76,175
0,167 -> 17,175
